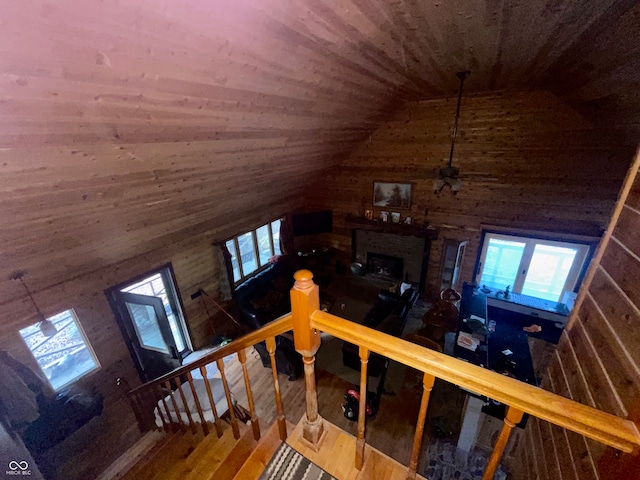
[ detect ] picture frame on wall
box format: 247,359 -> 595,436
364,209 -> 374,220
373,182 -> 412,209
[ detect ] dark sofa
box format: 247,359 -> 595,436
342,287 -> 419,377
233,257 -> 303,380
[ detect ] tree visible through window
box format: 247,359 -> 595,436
19,309 -> 100,391
226,219 -> 282,283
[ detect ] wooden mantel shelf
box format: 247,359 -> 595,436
345,213 -> 438,239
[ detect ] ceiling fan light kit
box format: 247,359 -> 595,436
434,71 -> 470,195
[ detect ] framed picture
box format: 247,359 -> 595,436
373,182 -> 412,209
391,212 -> 401,223
380,211 -> 389,222
364,209 -> 374,220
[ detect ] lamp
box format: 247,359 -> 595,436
434,71 -> 470,195
10,271 -> 57,337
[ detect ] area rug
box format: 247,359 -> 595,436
259,442 -> 336,480
314,297 -> 430,394
423,439 -> 508,480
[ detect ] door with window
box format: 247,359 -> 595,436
474,232 -> 592,302
106,266 -> 190,382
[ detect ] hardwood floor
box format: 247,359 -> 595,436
224,343 -> 436,473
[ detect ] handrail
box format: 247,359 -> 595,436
310,309 -> 640,453
129,314 -> 293,394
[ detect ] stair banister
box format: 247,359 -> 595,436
290,269 -> 325,448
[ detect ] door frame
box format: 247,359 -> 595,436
105,263 -> 193,382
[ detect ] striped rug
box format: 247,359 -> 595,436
259,442 -> 337,480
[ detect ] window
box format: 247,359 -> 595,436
19,309 -> 100,391
226,219 -> 282,283
120,269 -> 189,354
475,232 -> 592,302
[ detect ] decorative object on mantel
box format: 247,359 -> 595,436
364,209 -> 373,220
345,213 -> 438,239
380,210 -> 389,222
433,71 -> 470,195
404,216 -> 412,225
391,212 -> 401,223
9,271 -> 57,337
373,181 -> 412,209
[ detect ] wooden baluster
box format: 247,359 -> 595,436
290,270 -> 323,447
482,406 -> 524,480
266,336 -> 288,441
200,365 -> 224,437
238,348 -> 261,440
128,392 -> 146,432
186,371 -> 209,435
406,373 -> 436,480
157,384 -> 175,432
356,346 -> 370,469
217,357 -> 240,439
175,377 -> 197,434
165,380 -> 186,432
153,385 -> 170,432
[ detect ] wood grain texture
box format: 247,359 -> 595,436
304,90 -> 633,297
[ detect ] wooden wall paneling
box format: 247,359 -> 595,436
570,321 -> 627,417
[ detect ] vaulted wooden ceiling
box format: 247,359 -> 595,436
1,0 -> 639,302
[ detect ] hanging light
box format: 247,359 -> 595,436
10,271 -> 57,337
434,71 -> 470,195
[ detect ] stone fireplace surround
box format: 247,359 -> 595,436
353,230 -> 426,285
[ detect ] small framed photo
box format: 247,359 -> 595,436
391,212 -> 401,223
380,211 -> 389,222
403,216 -> 412,225
373,182 -> 412,210
364,209 -> 374,220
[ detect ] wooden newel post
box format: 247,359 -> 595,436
291,269 -> 324,448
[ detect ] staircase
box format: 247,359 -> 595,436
101,416 -> 423,480
103,418 -> 274,480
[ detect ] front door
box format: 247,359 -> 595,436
115,291 -> 181,381
106,266 -> 190,382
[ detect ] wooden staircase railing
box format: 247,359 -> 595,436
126,270 -> 640,480
126,315 -> 293,443
290,270 -> 640,480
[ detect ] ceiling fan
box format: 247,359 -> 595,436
433,71 -> 470,195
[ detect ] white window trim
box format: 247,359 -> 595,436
19,308 -> 101,392
474,231 -> 594,302
226,218 -> 282,285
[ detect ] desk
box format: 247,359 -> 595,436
455,284 -> 537,451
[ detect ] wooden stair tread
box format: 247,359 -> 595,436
286,416 -> 427,480
97,429 -> 168,480
231,419 -> 295,480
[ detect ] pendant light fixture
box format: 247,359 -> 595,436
433,71 -> 470,195
10,271 -> 57,337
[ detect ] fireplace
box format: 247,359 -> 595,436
366,252 -> 404,280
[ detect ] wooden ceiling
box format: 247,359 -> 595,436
1,0 -> 639,303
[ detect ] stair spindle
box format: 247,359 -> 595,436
217,357 -> 241,439
153,384 -> 170,432
266,336 -> 288,441
186,370 -> 209,435
406,373 -> 435,480
175,377 -> 197,434
238,348 -> 261,440
200,364 -> 224,437
482,406 -> 524,480
355,346 -> 370,469
165,380 -> 187,432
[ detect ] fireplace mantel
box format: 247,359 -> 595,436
345,213 -> 438,239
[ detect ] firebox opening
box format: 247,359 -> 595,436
366,252 -> 404,280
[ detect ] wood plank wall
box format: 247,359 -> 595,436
514,153 -> 640,479
304,90 -> 634,298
